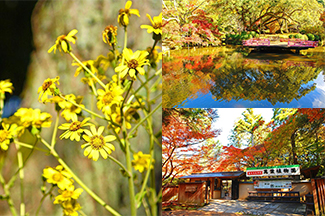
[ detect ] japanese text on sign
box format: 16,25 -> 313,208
246,165 -> 300,177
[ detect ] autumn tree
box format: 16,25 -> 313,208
162,108 -> 220,188
218,109 -> 325,175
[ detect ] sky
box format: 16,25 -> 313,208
213,108 -> 274,146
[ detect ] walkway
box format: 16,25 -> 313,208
199,199 -> 306,216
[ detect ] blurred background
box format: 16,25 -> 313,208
0,0 -> 161,215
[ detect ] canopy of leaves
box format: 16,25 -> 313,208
162,108 -> 220,188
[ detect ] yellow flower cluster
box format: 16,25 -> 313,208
3,108 -> 52,137
0,123 -> 17,151
58,117 -> 93,142
132,151 -> 154,173
81,125 -> 116,161
102,25 -> 117,47
141,13 -> 162,36
118,1 -> 140,27
0,79 -> 14,96
38,76 -> 60,103
115,49 -> 150,80
58,94 -> 84,121
43,165 -> 83,216
96,81 -> 124,116
48,29 -> 78,54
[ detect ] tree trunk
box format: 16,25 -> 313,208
291,131 -> 298,164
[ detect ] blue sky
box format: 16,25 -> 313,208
213,108 -> 274,146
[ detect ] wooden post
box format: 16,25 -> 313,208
312,179 -> 320,215
317,179 -> 325,214
316,179 -> 323,214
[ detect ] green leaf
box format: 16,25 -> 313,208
135,191 -> 147,209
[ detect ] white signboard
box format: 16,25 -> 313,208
254,180 -> 292,189
246,165 -> 300,177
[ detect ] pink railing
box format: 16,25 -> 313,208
243,39 -> 270,46
288,40 -> 318,47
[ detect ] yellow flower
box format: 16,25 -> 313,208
43,165 -> 73,190
72,60 -> 98,77
118,1 -> 140,27
54,185 -> 83,204
48,29 -> 78,54
110,100 -> 143,132
0,123 -> 16,151
38,77 -> 60,103
14,108 -> 52,129
58,117 -> 93,142
45,96 -> 65,104
58,94 -> 84,122
115,49 -> 150,80
81,125 -> 116,161
96,81 -> 124,116
141,13 -> 162,36
61,199 -> 81,216
0,79 -> 14,95
146,46 -> 162,68
102,25 -> 117,46
132,151 -> 153,173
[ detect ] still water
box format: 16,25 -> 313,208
163,47 -> 325,108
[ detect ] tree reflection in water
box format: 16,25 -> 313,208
163,48 -> 325,108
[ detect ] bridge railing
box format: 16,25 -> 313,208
243,39 -> 270,46
288,40 -> 318,47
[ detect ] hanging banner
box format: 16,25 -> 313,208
246,165 -> 300,177
254,180 -> 292,189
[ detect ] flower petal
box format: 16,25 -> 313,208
92,150 -> 99,161
97,126 -> 105,136
83,146 -> 92,156
100,149 -> 108,159
125,1 -> 132,9
104,135 -> 116,142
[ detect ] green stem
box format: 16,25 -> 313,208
121,81 -> 133,110
69,52 -> 106,89
15,144 -> 25,216
133,69 -> 161,96
147,117 -> 157,216
38,137 -> 121,216
149,39 -> 159,57
107,154 -> 130,177
51,112 -> 60,148
14,141 -> 49,153
36,185 -> 54,216
124,136 -> 136,216
127,102 -> 162,140
119,27 -> 128,86
0,173 -> 18,216
142,198 -> 152,216
137,155 -> 153,208
90,80 -> 98,96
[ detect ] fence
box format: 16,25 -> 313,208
178,182 -> 206,205
288,40 -> 318,47
243,39 -> 270,46
162,186 -> 179,202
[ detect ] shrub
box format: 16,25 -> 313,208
306,33 -> 315,41
294,33 -> 302,39
300,30 -> 306,34
302,35 -> 308,41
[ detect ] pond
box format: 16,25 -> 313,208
163,46 -> 325,108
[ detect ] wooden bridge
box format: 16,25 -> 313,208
243,39 -> 318,53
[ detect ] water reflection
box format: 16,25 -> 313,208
163,47 -> 325,108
